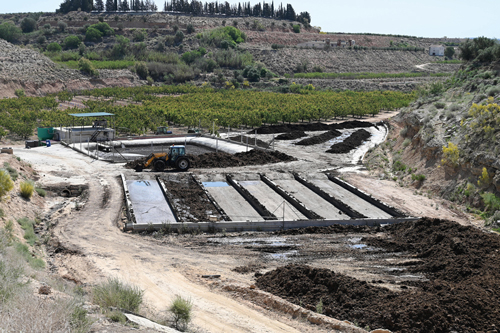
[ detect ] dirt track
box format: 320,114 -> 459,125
17,146 -> 326,333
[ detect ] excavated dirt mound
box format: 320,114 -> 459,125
189,150 -> 296,168
275,131 -> 307,140
125,150 -> 296,170
257,218 -> 500,333
228,135 -> 270,148
326,129 -> 371,154
295,130 -> 342,146
253,120 -> 374,134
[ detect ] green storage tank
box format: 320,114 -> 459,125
37,127 -> 54,140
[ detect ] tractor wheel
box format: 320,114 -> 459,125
134,165 -> 143,172
176,157 -> 190,171
154,160 -> 166,172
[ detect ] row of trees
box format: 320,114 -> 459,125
459,37 -> 500,63
0,87 -> 414,138
162,1 -> 310,24
57,0 -> 311,25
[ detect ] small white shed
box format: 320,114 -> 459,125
429,45 -> 445,56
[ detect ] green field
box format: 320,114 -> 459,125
56,60 -> 135,70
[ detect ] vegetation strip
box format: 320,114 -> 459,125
293,72 -> 451,80
0,88 -> 412,138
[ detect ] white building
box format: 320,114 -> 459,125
429,45 -> 445,56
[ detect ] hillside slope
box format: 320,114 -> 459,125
0,39 -> 142,97
364,62 -> 500,225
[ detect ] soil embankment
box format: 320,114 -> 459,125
125,149 -> 296,170
254,120 -> 374,134
295,130 -> 342,146
258,218 -> 500,333
326,129 -> 372,153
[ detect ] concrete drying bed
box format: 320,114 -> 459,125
202,181 -> 263,222
238,180 -> 307,221
273,180 -> 348,220
309,178 -> 392,219
126,180 -> 176,224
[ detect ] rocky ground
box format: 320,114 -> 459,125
248,47 -> 459,75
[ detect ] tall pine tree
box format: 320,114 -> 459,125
95,0 -> 105,11
105,0 -> 114,11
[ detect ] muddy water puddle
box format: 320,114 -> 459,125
179,232 -> 423,285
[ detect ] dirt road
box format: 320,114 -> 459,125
16,144 -> 331,333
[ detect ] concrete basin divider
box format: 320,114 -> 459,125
120,174 -> 137,225
124,217 -> 420,232
326,174 -> 407,218
191,174 -> 232,221
259,174 -> 324,220
292,173 -> 366,219
156,176 -> 179,223
225,174 -> 278,221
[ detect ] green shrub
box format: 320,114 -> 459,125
85,27 -> 102,42
58,21 -> 68,32
482,192 -> 500,213
107,310 -> 127,323
89,22 -> 114,36
292,24 -> 300,33
135,62 -> 149,80
434,102 -> 446,109
37,35 -> 46,44
132,29 -> 146,42
110,35 -> 130,59
70,305 -> 94,332
316,298 -> 323,314
393,160 -> 407,172
487,86 -> 500,97
174,31 -> 184,43
20,180 -> 34,199
46,42 -> 62,53
186,24 -> 195,34
92,278 -> 144,312
402,138 -> 411,147
64,35 -> 81,49
0,169 -> 14,198
17,217 -> 36,245
169,295 -> 193,331
0,21 -> 22,42
212,49 -> 253,69
14,89 -> 25,98
181,48 -> 206,65
199,26 -> 246,48
78,58 -> 99,77
14,242 -> 45,269
20,17 -> 37,33
429,82 -> 444,95
411,174 -> 426,182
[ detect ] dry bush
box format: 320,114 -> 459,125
0,293 -> 92,332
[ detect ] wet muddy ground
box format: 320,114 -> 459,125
160,219 -> 500,333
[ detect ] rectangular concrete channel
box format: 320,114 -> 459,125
126,180 -> 177,224
238,180 -> 308,221
310,179 -> 393,219
202,181 -> 263,222
272,180 -> 349,220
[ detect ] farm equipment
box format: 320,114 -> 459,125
155,126 -> 172,135
134,145 -> 190,172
